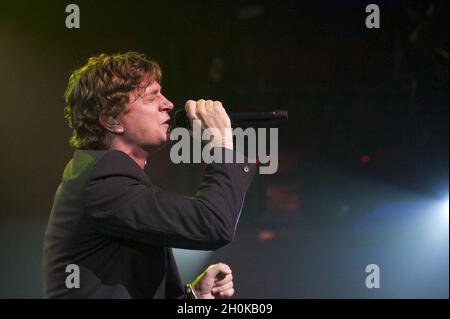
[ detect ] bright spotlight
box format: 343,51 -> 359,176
444,196 -> 449,221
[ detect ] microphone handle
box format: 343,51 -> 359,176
229,110 -> 288,123
174,109 -> 288,128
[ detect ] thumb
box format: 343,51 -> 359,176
205,263 -> 232,279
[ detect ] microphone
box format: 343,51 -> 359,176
173,109 -> 288,129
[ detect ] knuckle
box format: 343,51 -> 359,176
205,101 -> 214,111
185,100 -> 195,109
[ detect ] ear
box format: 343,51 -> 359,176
99,114 -> 124,134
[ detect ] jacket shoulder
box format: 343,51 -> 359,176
87,150 -> 150,184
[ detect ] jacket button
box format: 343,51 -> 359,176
243,166 -> 250,173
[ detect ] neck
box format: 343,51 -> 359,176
108,139 -> 148,169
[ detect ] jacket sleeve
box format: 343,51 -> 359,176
84,149 -> 257,250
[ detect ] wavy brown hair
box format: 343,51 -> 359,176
64,52 -> 162,149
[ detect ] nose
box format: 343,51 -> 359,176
160,94 -> 174,112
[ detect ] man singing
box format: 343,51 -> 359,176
43,52 -> 256,298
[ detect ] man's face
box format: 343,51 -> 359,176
119,80 -> 173,151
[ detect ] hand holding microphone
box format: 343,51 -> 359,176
175,105 -> 288,129
184,99 -> 234,150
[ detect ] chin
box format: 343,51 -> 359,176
163,129 -> 171,142
161,136 -> 171,145
159,133 -> 169,143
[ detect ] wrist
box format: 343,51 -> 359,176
185,283 -> 198,299
208,128 -> 233,150
210,139 -> 233,150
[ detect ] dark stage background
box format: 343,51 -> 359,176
0,0 -> 448,298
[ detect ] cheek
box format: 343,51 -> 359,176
142,119 -> 163,140
131,108 -> 164,139
123,116 -> 146,140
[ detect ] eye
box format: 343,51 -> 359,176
144,97 -> 156,103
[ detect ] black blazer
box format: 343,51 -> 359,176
43,148 -> 256,298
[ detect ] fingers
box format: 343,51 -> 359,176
213,279 -> 233,293
205,262 -> 232,279
185,100 -> 198,120
212,271 -> 233,298
214,287 -> 235,298
184,99 -> 231,148
193,263 -> 235,299
185,99 -> 224,119
213,100 -> 224,110
197,99 -> 206,115
195,99 -> 213,118
215,273 -> 233,286
205,99 -> 214,111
